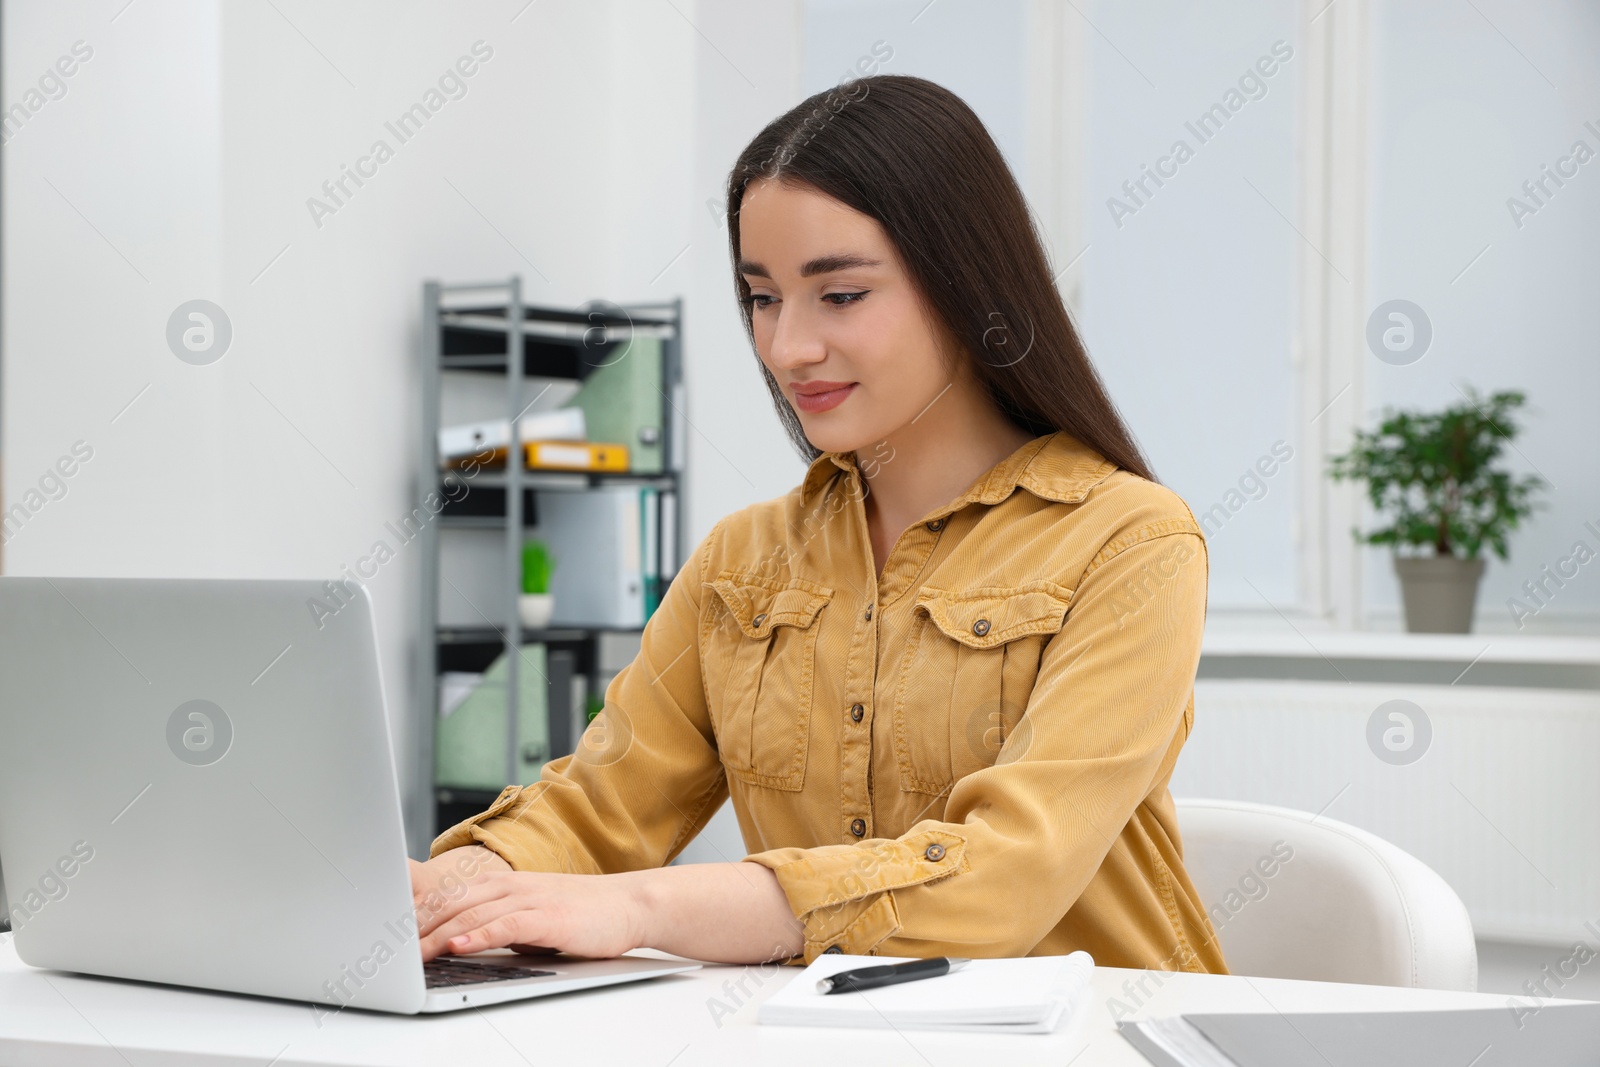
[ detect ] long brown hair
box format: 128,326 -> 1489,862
724,73 -> 1158,484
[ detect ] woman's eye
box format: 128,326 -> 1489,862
746,291 -> 865,310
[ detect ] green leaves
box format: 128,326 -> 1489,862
521,539 -> 556,594
1326,386 -> 1546,561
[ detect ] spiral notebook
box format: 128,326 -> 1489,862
757,952 -> 1095,1033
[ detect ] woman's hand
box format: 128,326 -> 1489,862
408,846 -> 511,940
415,868 -> 646,962
411,858 -> 804,965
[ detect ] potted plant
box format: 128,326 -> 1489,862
518,539 -> 556,629
1327,386 -> 1545,633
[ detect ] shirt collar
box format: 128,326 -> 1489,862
800,430 -> 1120,518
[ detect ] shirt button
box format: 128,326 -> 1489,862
864,605 -> 872,621
972,618 -> 991,636
924,843 -> 946,861
850,818 -> 866,837
823,945 -> 843,954
850,703 -> 864,723
925,519 -> 944,532
752,612 -> 767,628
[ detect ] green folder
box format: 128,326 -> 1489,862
435,645 -> 551,792
561,334 -> 664,473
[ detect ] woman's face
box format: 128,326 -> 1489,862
737,178 -> 958,455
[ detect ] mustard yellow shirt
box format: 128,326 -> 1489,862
430,430 -> 1228,973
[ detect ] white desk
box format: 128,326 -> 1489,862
0,942 -> 1585,1066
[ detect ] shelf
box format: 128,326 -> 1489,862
440,306 -> 677,378
436,786 -> 509,807
445,302 -> 678,328
437,514 -> 517,529
415,279 -> 685,860
436,624 -> 644,645
436,470 -> 678,530
440,334 -> 612,379
442,468 -> 678,490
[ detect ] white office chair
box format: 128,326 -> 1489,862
1174,797 -> 1478,991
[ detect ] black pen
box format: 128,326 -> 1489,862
816,956 -> 971,995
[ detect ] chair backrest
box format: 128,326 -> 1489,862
1175,797 -> 1478,991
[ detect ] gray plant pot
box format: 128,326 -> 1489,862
1393,555 -> 1487,634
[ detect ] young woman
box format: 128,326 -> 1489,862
409,74 -> 1227,975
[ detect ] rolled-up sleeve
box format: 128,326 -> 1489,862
741,522 -> 1208,962
429,519 -> 729,875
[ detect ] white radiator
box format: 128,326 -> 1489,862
1173,679 -> 1600,945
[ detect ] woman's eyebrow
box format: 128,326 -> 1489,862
737,253 -> 883,279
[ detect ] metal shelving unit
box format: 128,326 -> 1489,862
409,277 -> 685,858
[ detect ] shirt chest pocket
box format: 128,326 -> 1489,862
700,572 -> 833,791
891,581 -> 1073,796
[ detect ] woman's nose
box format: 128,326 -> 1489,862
766,306 -> 827,370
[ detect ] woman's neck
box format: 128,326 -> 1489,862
858,404 -> 1039,564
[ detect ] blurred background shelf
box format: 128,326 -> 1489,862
410,278 -> 685,858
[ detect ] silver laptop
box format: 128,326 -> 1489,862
0,575 -> 699,1014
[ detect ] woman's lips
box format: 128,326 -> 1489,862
793,383 -> 857,413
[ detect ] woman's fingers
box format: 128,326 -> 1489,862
419,885 -> 546,960
417,876 -> 523,955
413,855 -> 506,940
413,870 -> 642,961
441,910 -> 550,956
415,881 -> 479,941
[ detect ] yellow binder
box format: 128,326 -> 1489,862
524,440 -> 631,472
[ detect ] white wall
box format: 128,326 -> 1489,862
0,0 -> 705,849
802,0 -> 1028,168
679,0 -> 809,539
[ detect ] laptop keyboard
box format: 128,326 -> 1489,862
424,957 -> 558,989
